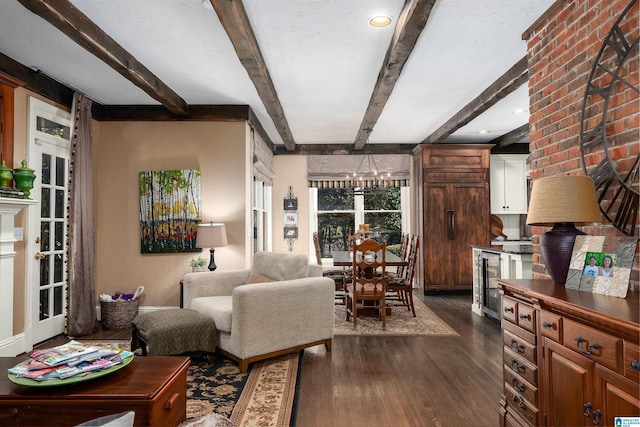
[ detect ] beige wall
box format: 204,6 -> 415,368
94,121 -> 251,307
272,155 -> 310,257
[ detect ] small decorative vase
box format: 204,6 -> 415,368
13,160 -> 36,199
0,160 -> 13,189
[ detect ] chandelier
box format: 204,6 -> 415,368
346,155 -> 390,196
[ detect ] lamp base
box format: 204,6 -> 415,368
539,222 -> 585,284
208,248 -> 217,271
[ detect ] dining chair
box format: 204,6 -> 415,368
313,231 -> 347,304
386,235 -> 419,317
344,238 -> 387,330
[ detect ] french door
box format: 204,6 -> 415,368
27,97 -> 70,345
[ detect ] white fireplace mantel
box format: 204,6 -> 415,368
0,197 -> 37,356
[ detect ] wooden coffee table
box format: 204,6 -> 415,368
0,355 -> 190,426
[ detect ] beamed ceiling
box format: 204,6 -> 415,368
0,0 -> 556,154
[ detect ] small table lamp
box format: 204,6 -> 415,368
196,223 -> 228,271
526,176 -> 601,284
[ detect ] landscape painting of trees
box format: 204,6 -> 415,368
139,169 -> 201,253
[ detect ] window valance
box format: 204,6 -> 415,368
253,129 -> 274,185
307,154 -> 410,188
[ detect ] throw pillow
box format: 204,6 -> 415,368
246,272 -> 276,284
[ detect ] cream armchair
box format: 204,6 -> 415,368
182,252 -> 335,372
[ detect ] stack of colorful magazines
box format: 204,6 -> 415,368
8,340 -> 133,381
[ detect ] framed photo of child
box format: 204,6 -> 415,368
565,235 -> 637,298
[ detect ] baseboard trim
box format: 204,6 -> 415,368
0,333 -> 25,357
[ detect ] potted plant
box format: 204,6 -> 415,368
189,256 -> 208,272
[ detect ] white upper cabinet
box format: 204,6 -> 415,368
490,154 -> 528,214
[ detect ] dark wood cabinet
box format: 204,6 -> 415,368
413,144 -> 492,292
498,279 -> 640,427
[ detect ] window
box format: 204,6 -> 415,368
252,178 -> 272,253
310,186 -> 407,260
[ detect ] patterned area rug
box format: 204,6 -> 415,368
334,297 -> 458,336
188,352 -> 301,427
79,341 -> 301,427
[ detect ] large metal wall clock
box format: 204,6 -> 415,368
579,0 -> 639,236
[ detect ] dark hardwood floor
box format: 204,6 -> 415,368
295,293 -> 503,427
39,293 -> 502,427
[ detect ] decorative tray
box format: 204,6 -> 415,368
8,354 -> 134,387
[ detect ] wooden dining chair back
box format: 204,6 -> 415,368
395,233 -> 410,277
386,235 -> 419,317
312,231 -> 323,265
314,231 -> 348,304
345,238 -> 387,330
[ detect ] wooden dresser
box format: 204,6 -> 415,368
0,356 -> 190,426
498,279 -> 639,427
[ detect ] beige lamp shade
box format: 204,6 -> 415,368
196,223 -> 228,248
526,176 -> 601,227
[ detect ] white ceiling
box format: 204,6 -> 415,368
0,0 -> 555,149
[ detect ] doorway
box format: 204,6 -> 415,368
26,97 -> 71,345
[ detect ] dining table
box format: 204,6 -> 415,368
331,250 -> 408,267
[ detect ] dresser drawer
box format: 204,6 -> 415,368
502,296 -> 518,324
504,382 -> 539,426
504,329 -> 536,364
502,296 -> 536,333
517,304 -> 536,333
624,342 -> 640,382
504,348 -> 538,386
539,311 -> 562,343
504,366 -> 538,406
563,319 -> 623,373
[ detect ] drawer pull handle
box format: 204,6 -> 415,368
510,339 -> 525,353
584,402 -> 592,417
542,321 -> 553,329
510,358 -> 525,374
631,360 -> 640,372
592,409 -> 601,425
504,307 -> 514,313
575,337 -> 599,355
165,392 -> 179,410
511,377 -> 525,392
511,394 -> 525,409
519,313 -> 531,321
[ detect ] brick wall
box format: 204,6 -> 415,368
525,0 -> 639,288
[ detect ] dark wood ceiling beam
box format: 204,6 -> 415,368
209,0 -> 295,151
274,143 -> 416,156
490,123 -> 530,148
17,0 -> 188,115
421,56 -> 529,144
353,0 -> 437,150
92,105 -> 250,121
0,52 -> 74,107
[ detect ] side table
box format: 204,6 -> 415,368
0,355 -> 190,426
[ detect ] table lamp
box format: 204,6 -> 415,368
526,175 -> 601,284
196,222 -> 228,271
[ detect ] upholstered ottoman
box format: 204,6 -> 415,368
131,308 -> 217,356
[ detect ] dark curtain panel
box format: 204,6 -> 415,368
67,93 -> 97,337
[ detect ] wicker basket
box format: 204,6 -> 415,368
100,299 -> 140,329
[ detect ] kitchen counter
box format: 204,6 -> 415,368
471,244 -> 533,255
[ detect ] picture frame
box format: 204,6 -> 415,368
284,213 -> 298,226
284,226 -> 298,240
283,198 -> 298,211
565,235 -> 638,298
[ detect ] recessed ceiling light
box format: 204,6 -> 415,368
201,0 -> 213,10
478,130 -> 490,135
513,108 -> 528,115
369,16 -> 392,27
